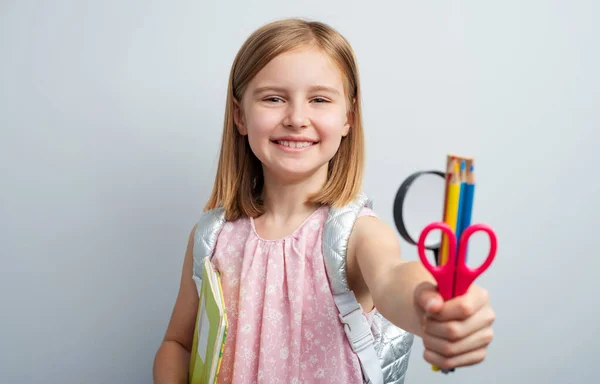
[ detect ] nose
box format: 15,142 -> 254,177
283,100 -> 309,129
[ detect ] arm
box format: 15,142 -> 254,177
153,226 -> 199,384
349,216 -> 496,370
348,216 -> 435,337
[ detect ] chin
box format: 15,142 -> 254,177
268,163 -> 329,184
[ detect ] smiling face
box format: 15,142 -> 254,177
234,45 -> 353,184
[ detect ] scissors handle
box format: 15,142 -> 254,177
453,223 -> 498,297
417,222 -> 457,300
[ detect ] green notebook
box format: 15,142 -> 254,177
189,257 -> 228,384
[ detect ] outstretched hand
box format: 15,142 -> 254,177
414,282 -> 496,371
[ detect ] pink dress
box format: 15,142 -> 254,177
211,204 -> 377,383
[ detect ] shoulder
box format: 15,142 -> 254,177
192,208 -> 250,255
188,208 -> 229,256
350,213 -> 401,254
196,207 -> 228,229
192,207 -> 238,240
346,207 -> 404,300
184,223 -> 198,267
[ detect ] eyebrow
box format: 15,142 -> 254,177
253,85 -> 341,96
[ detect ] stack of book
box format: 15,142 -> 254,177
189,257 -> 228,384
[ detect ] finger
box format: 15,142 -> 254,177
423,347 -> 488,371
424,304 -> 495,341
414,281 -> 444,315
429,286 -> 490,321
422,325 -> 494,358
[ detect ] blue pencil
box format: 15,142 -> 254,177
455,161 -> 467,244
459,164 -> 475,262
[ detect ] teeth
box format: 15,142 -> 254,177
277,140 -> 313,148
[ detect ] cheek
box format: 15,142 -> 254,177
246,108 -> 281,137
244,108 -> 279,158
314,109 -> 349,137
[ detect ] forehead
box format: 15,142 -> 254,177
247,46 -> 346,92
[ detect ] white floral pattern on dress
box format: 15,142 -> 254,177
212,205 -> 377,383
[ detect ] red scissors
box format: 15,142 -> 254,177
417,222 -> 497,373
417,222 -> 497,301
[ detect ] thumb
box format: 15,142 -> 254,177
414,281 -> 444,314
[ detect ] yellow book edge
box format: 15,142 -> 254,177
213,272 -> 228,382
188,257 -> 228,384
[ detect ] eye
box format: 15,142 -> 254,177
264,97 -> 284,103
311,97 -> 329,103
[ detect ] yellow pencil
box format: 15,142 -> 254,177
438,159 -> 454,265
438,158 -> 454,266
439,161 -> 461,266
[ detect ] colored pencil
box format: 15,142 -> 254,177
458,163 -> 475,263
433,160 -> 462,373
434,155 -> 475,374
439,161 -> 461,266
438,158 -> 455,266
455,160 -> 467,244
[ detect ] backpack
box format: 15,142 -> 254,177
192,193 -> 414,384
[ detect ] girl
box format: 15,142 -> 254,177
153,18 -> 495,383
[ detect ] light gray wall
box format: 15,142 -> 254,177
1,1 -> 598,383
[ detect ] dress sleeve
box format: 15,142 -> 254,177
358,206 -> 377,218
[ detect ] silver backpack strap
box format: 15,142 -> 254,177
322,193 -> 384,384
192,207 -> 226,289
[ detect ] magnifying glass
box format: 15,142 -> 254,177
392,170 -> 446,264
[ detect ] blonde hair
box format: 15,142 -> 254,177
204,18 -> 365,221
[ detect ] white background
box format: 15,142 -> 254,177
1,1 -> 598,383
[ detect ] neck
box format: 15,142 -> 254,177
260,166 -> 328,220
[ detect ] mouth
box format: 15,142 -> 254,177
270,139 -> 318,149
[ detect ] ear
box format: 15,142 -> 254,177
233,98 -> 247,135
342,97 -> 356,137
